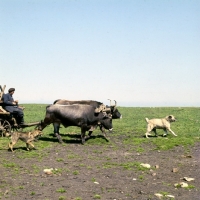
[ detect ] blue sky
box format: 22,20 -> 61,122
0,0 -> 199,106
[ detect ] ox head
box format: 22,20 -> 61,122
38,120 -> 47,131
99,113 -> 113,131
107,99 -> 122,119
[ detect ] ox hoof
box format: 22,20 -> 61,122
81,140 -> 85,145
86,135 -> 90,139
55,133 -> 63,143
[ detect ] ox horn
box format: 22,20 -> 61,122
107,99 -> 112,106
108,99 -> 117,107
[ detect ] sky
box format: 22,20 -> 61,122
0,0 -> 200,107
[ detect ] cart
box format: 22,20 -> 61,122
0,85 -> 40,136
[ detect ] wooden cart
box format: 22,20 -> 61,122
0,85 -> 40,136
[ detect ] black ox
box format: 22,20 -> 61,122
53,99 -> 122,119
39,104 -> 113,144
53,99 -> 122,137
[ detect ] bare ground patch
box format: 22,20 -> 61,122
0,134 -> 200,200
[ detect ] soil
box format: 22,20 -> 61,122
0,134 -> 200,200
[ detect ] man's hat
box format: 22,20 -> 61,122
8,88 -> 15,93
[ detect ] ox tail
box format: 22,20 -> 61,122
145,118 -> 149,123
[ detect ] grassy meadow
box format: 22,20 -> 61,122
0,104 -> 200,151
0,104 -> 200,200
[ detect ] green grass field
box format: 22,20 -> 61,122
1,104 -> 200,151
0,105 -> 200,200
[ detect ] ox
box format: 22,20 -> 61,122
53,99 -> 122,137
39,104 -> 113,144
53,99 -> 122,119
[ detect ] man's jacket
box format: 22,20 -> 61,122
3,93 -> 18,113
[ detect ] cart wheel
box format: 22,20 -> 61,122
0,119 -> 12,137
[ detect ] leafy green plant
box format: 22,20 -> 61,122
67,154 -> 79,159
138,175 -> 144,181
56,188 -> 66,193
159,191 -> 170,196
75,197 -> 82,200
52,168 -> 63,174
91,177 -> 96,182
56,158 -> 64,162
59,196 -> 66,200
3,162 -> 17,168
73,170 -> 79,175
30,191 -> 35,195
186,184 -> 195,189
136,147 -> 145,153
94,194 -> 101,199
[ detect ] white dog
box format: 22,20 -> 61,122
145,115 -> 177,138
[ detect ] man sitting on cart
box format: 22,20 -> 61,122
3,88 -> 24,126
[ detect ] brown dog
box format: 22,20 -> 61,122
145,115 -> 177,138
8,129 -> 42,152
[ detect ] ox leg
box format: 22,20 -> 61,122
53,123 -> 63,143
87,125 -> 97,138
100,125 -> 107,138
81,125 -> 88,144
100,126 -> 109,142
88,131 -> 93,138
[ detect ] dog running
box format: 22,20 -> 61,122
8,128 -> 42,152
145,115 -> 177,138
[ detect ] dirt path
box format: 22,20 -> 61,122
0,136 -> 200,200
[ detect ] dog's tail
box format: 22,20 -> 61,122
145,118 -> 149,123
